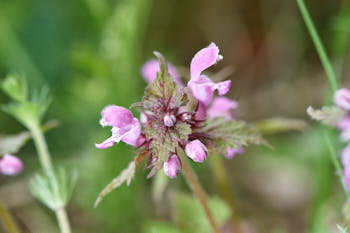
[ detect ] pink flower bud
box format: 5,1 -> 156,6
185,140 -> 208,162
163,114 -> 176,127
0,154 -> 23,176
225,145 -> 244,159
100,105 -> 133,128
334,88 -> 350,111
163,154 -> 181,178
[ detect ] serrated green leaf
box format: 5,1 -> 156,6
197,118 -> 265,155
173,192 -> 231,233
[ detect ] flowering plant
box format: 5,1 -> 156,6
95,43 -> 264,206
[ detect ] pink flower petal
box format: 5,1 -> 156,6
338,115 -> 350,131
194,101 -> 207,121
342,144 -> 350,167
207,97 -> 238,120
216,80 -> 231,96
101,105 -> 133,128
141,59 -> 183,85
95,137 -> 115,149
120,118 -> 142,146
190,42 -> 220,81
334,88 -> 350,111
225,146 -> 244,159
0,154 -> 23,176
344,168 -> 350,192
188,76 -> 216,105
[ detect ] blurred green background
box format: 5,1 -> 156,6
0,0 -> 349,232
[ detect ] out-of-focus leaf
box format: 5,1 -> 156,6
307,106 -> 345,126
143,220 -> 180,233
173,192 -> 231,233
0,131 -> 30,155
30,168 -> 77,210
256,117 -> 307,135
337,225 -> 348,233
1,73 -> 28,103
152,171 -> 169,203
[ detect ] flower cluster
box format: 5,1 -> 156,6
0,154 -> 22,176
94,43 -> 263,206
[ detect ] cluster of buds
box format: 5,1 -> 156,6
94,42 -> 263,206
0,154 -> 22,176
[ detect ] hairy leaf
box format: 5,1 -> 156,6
197,118 -> 265,155
307,106 -> 345,126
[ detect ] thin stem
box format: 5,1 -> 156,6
0,200 -> 20,233
324,129 -> 350,197
209,155 -> 241,233
30,125 -> 53,176
29,124 -> 72,233
178,149 -> 221,233
296,0 -> 338,93
55,207 -> 72,233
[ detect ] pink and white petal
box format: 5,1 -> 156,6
188,76 -> 216,106
95,137 -> 115,149
101,105 -> 133,128
121,118 -> 142,146
216,80 -> 231,95
194,101 -> 207,121
190,43 -> 220,81
207,97 -> 238,120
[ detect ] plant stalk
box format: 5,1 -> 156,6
209,155 -> 241,233
29,124 -> 72,233
296,0 -> 338,93
178,150 -> 221,233
0,200 -> 20,233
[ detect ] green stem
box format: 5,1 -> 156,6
296,0 -> 338,93
178,149 -> 221,233
209,155 -> 241,233
0,200 -> 20,233
29,124 -> 72,233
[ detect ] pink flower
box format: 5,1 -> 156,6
225,146 -> 244,159
96,105 -> 142,149
0,154 -> 23,176
342,144 -> 350,168
163,154 -> 181,178
338,115 -> 350,131
185,140 -> 208,162
188,43 -> 231,105
207,97 -> 238,120
141,59 -> 183,85
194,101 -> 207,121
334,88 -> 350,111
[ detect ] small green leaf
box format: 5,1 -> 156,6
30,167 -> 77,210
337,225 -> 348,233
0,131 -> 30,155
1,74 -> 28,103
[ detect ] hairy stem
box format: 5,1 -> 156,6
29,124 -> 72,233
0,200 -> 20,233
210,155 -> 241,233
296,0 -> 338,93
55,207 -> 72,233
178,149 -> 221,233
